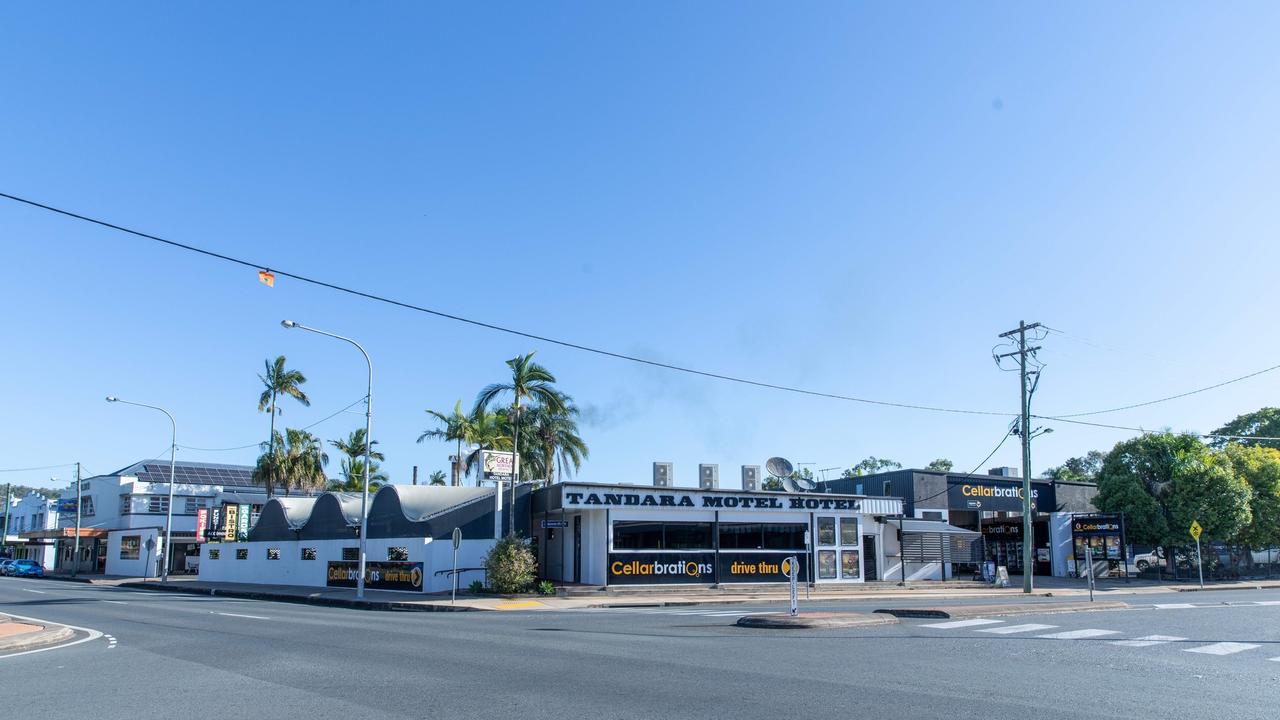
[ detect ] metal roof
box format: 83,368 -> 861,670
898,519 -> 980,536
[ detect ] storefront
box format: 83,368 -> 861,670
531,482 -> 902,586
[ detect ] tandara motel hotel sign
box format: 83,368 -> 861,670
563,489 -> 862,512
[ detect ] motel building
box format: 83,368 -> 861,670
530,464 -> 925,587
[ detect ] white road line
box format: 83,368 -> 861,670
210,611 -> 270,620
1153,603 -> 1196,609
20,588 -> 47,594
977,623 -> 1057,635
1254,601 -> 1280,606
1269,657 -> 1280,662
921,619 -> 1003,629
100,600 -> 127,605
1110,635 -> 1186,647
0,612 -> 103,660
1036,629 -> 1120,640
1184,642 -> 1261,656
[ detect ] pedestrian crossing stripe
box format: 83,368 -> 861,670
920,619 -> 1003,629
1110,635 -> 1186,647
1036,629 -> 1120,640
1184,642 -> 1260,656
977,623 -> 1057,634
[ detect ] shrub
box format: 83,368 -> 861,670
483,533 -> 536,594
536,580 -> 556,596
468,579 -> 485,595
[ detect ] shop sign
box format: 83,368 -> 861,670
56,499 -> 78,513
195,508 -> 208,543
541,520 -> 569,529
566,489 -> 859,512
947,480 -> 1055,513
717,551 -> 809,583
482,451 -> 517,481
223,504 -> 238,543
326,561 -> 425,591
237,504 -> 250,541
608,553 -> 715,584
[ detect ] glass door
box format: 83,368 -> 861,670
815,516 -> 861,582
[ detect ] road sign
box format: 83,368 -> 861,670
1189,520 -> 1202,541
1190,520 -> 1204,589
451,527 -> 462,605
452,527 -> 462,550
785,555 -> 799,616
541,520 -> 569,529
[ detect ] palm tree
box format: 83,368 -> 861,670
257,356 -> 310,497
428,470 -> 447,486
461,408 -> 512,483
253,428 -> 328,497
523,395 -> 588,487
330,428 -> 386,490
475,352 -> 565,532
418,400 -> 472,486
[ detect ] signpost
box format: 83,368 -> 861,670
783,555 -> 799,616
451,527 -> 462,605
1084,541 -> 1095,602
1190,520 -> 1204,589
541,520 -> 568,529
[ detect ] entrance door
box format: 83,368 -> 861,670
573,515 -> 582,584
815,516 -> 862,582
863,535 -> 878,581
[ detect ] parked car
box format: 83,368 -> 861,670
8,559 -> 45,578
0,558 -> 16,576
1131,549 -> 1164,572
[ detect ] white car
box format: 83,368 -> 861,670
1131,550 -> 1163,572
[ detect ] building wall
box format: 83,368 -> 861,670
105,527 -> 162,578
1053,482 -> 1100,513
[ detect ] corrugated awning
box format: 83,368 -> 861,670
898,519 -> 980,537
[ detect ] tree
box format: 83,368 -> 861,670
428,470 -> 448,486
1093,433 -> 1251,554
842,457 -> 902,478
925,458 -> 954,472
1222,444 -> 1280,550
482,533 -> 536,594
475,352 -> 565,532
461,409 -> 512,481
253,428 -> 328,497
762,476 -> 784,491
257,356 -> 311,497
520,394 -> 589,487
1211,408 -> 1280,450
329,428 -> 387,490
419,400 -> 473,486
1044,450 -> 1105,483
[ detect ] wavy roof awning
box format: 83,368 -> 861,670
367,485 -> 497,540
248,497 -> 318,541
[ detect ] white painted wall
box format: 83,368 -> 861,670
105,528 -> 161,578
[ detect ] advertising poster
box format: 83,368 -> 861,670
326,561 -> 425,591
716,551 -> 809,583
223,504 -> 238,543
607,553 -> 715,585
237,504 -> 250,541
195,508 -> 208,543
482,451 -> 516,481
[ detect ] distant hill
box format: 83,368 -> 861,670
4,484 -> 59,501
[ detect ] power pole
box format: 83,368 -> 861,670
997,320 -> 1042,594
2,483 -> 10,558
72,462 -> 82,577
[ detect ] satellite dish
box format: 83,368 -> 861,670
766,457 -> 793,478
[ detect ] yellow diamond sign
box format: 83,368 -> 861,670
1189,520 -> 1202,541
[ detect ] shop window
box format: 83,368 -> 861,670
817,550 -> 837,579
883,481 -> 892,496
119,535 -> 140,560
235,549 -> 248,560
840,518 -> 859,546
301,548 -> 317,561
388,546 -> 409,561
613,522 -> 664,550
817,517 -> 836,546
148,496 -> 169,514
921,511 -> 943,521
208,549 -> 220,560
342,547 -> 359,562
762,524 -> 807,550
120,495 -> 133,514
81,496 -> 95,517
184,497 -> 207,514
841,550 -> 860,579
663,523 -> 713,550
267,548 -> 280,560
719,523 -> 762,550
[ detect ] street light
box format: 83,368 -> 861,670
281,320 -> 374,599
106,396 -> 177,582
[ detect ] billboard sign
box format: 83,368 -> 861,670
326,561 -> 425,591
608,553 -> 715,585
237,504 -> 250,541
223,504 -> 239,543
947,479 -> 1055,513
482,451 -> 517,481
195,508 -> 208,543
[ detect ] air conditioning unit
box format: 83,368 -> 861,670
699,464 -> 719,490
988,466 -> 1018,477
653,462 -> 673,487
741,465 -> 760,492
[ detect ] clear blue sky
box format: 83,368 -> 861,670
3,3 -> 1278,491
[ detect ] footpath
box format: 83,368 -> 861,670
36,573 -> 1280,613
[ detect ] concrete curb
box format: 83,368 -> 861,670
736,612 -> 900,629
0,618 -> 76,654
874,601 -> 1128,619
117,582 -> 487,612
1176,584 -> 1278,593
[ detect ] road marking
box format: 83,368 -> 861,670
0,612 -> 103,660
1269,657 -> 1280,662
210,612 -> 270,620
1254,601 -> 1280,606
103,634 -> 117,650
1184,642 -> 1260,656
495,601 -> 544,610
921,619 -> 1003,629
1110,635 -> 1186,647
20,589 -> 47,594
101,600 -> 127,605
977,623 -> 1057,635
1036,629 -> 1120,640
1153,603 -> 1196,609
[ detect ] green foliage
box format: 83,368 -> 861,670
768,468 -> 814,487
842,457 -> 901,478
1222,444 -> 1280,549
483,534 -> 536,594
925,458 -> 954,472
1044,450 -> 1105,483
468,579 -> 485,595
1093,433 -> 1251,547
517,395 -> 589,486
329,429 -> 388,489
536,580 -> 556,596
761,476 -> 784,491
3,485 -> 58,501
428,470 -> 448,486
257,355 -> 311,496
253,428 -> 329,496
1211,407 -> 1280,450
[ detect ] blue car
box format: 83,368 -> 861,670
9,560 -> 45,578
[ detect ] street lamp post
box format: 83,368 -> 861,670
281,320 -> 373,599
106,396 -> 177,582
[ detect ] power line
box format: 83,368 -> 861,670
910,420 -> 1018,505
179,397 -> 367,452
1032,414 -> 1280,442
1044,361 -> 1280,418
0,191 -> 1012,418
0,462 -> 81,474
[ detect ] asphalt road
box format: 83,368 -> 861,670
3,577 -> 1278,720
